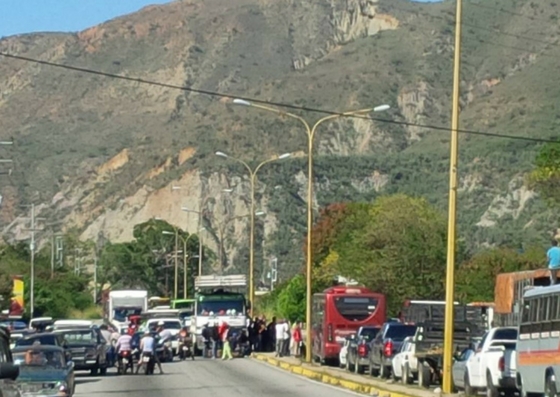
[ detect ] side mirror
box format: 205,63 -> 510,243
0,363 -> 19,380
67,361 -> 74,370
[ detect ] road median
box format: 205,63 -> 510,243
252,353 -> 437,397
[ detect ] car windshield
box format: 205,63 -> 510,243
386,325 -> 417,340
14,350 -> 65,368
360,328 -> 380,340
16,335 -> 57,346
151,321 -> 181,329
62,330 -> 95,344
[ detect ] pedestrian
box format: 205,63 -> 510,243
210,321 -> 220,359
221,324 -> 233,360
291,321 -> 302,357
282,320 -> 290,356
548,239 -> 560,285
275,319 -> 284,357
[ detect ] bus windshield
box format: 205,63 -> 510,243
197,299 -> 244,315
333,296 -> 378,321
172,300 -> 194,310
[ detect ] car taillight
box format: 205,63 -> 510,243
327,324 -> 333,342
498,356 -> 504,372
384,340 -> 393,356
358,344 -> 367,357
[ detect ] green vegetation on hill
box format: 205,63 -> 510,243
258,194 -> 547,320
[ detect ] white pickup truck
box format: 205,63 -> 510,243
452,327 -> 518,397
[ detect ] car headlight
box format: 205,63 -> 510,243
56,381 -> 68,391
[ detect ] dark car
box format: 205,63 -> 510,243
12,345 -> 75,396
0,326 -> 21,397
14,333 -> 71,363
52,328 -> 108,376
367,323 -> 417,378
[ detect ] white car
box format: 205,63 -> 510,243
339,336 -> 353,368
144,318 -> 183,356
391,336 -> 418,384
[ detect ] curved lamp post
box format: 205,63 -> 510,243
215,151 -> 291,313
232,98 -> 390,362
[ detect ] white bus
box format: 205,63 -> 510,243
517,284 -> 560,396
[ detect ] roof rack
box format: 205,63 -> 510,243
195,275 -> 247,289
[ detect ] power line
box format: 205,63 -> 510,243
0,51 -> 557,144
467,1 -> 557,23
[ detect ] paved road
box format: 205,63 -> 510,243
75,357 -> 358,397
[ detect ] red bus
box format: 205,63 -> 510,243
311,285 -> 386,364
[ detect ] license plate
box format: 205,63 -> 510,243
142,356 -> 150,363
123,358 -> 128,364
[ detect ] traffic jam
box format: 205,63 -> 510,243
310,268 -> 560,396
0,275 -> 249,396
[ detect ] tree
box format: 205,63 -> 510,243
276,274 -> 306,322
97,219 -> 213,298
314,195 -> 451,315
528,143 -> 560,206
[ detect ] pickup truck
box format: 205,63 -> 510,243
451,327 -> 518,397
415,319 -> 484,388
368,322 -> 417,378
345,326 -> 380,374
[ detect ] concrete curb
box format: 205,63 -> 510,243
251,353 -> 427,397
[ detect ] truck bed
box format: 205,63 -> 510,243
415,321 -> 483,359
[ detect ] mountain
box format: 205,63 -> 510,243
0,0 -> 559,280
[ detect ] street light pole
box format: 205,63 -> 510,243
442,0 -> 463,393
232,98 -> 390,362
215,151 -> 290,314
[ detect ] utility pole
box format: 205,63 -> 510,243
21,204 -> 45,319
442,0 -> 463,393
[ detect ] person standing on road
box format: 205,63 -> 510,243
135,331 -> 163,374
291,321 -> 302,357
210,321 -> 220,359
275,319 -> 288,357
221,324 -> 233,360
548,239 -> 560,285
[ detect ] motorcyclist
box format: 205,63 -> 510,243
156,321 -> 172,340
115,331 -> 133,370
135,330 -> 163,374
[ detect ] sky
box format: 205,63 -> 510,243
0,0 -> 441,38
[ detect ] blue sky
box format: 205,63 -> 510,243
0,0 -> 441,38
0,0 -> 173,38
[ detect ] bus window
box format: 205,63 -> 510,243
333,296 -> 378,321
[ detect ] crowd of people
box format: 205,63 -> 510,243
248,316 -> 303,358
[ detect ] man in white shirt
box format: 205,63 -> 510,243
157,321 -> 172,340
135,331 -> 163,374
274,319 -> 289,357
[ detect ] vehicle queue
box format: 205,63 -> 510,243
311,269 -> 560,397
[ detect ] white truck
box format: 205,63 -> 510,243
107,290 -> 148,333
189,275 -> 248,355
452,326 -> 518,397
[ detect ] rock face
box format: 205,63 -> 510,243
0,0 -> 558,276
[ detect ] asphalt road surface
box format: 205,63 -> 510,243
75,357 -> 358,397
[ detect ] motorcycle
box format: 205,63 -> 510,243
178,336 -> 194,361
117,350 -> 134,375
155,335 -> 173,362
139,352 -> 155,375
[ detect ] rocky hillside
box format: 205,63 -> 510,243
0,0 -> 559,280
